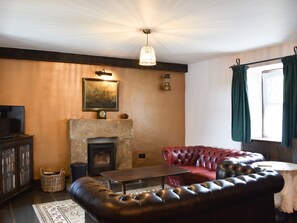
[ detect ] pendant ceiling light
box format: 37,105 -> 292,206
139,29 -> 156,66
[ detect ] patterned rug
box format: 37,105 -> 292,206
33,199 -> 84,223
33,185 -> 171,223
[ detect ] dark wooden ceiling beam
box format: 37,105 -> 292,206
0,47 -> 188,73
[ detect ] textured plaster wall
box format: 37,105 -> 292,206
0,59 -> 185,179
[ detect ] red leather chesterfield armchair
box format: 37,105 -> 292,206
162,145 -> 264,187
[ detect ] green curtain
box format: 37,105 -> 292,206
282,55 -> 297,147
231,65 -> 251,143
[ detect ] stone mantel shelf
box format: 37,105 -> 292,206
68,119 -> 133,171
68,119 -> 133,140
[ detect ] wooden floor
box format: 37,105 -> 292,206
0,177 -> 297,223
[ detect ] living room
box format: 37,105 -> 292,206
1,1 -> 297,222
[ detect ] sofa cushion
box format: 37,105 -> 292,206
181,166 -> 209,173
190,172 -> 216,183
176,166 -> 216,184
182,166 -> 216,181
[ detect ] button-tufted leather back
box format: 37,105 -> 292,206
162,146 -> 263,171
162,146 -> 199,166
70,167 -> 284,223
216,160 -> 261,179
195,146 -> 234,170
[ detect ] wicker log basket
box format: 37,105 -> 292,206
40,167 -> 65,192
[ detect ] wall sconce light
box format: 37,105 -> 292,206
95,69 -> 112,76
163,74 -> 171,91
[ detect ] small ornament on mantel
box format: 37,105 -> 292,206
120,113 -> 129,119
97,111 -> 107,119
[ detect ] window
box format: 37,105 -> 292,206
247,63 -> 283,141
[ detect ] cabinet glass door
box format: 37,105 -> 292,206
1,148 -> 16,194
19,144 -> 31,186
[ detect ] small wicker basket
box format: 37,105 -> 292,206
40,167 -> 65,192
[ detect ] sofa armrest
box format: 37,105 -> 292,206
162,147 -> 173,163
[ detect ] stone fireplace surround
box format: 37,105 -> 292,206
68,119 -> 133,171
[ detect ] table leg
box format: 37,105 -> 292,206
161,176 -> 165,189
107,179 -> 112,190
180,174 -> 185,186
122,183 -> 126,194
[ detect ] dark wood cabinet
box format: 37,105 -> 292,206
0,135 -> 33,204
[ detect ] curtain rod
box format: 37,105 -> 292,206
230,46 -> 297,68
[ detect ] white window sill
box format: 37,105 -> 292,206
251,137 -> 281,143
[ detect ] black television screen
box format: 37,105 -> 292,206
0,105 -> 25,138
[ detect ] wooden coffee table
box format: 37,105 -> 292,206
100,165 -> 189,194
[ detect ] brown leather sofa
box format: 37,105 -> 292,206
69,161 -> 283,223
162,145 -> 264,187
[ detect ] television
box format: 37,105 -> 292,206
0,105 -> 25,139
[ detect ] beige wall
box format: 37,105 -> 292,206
0,59 -> 185,179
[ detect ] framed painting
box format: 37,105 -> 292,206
82,78 -> 119,111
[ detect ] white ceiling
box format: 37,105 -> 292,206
1,0 -> 297,64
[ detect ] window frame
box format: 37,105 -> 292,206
247,63 -> 283,142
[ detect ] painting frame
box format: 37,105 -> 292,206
82,78 -> 119,111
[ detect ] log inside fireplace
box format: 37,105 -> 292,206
87,138 -> 116,176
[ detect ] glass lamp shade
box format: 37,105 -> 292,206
139,45 -> 156,66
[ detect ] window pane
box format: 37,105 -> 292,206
262,69 -> 283,140
247,67 -> 263,139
